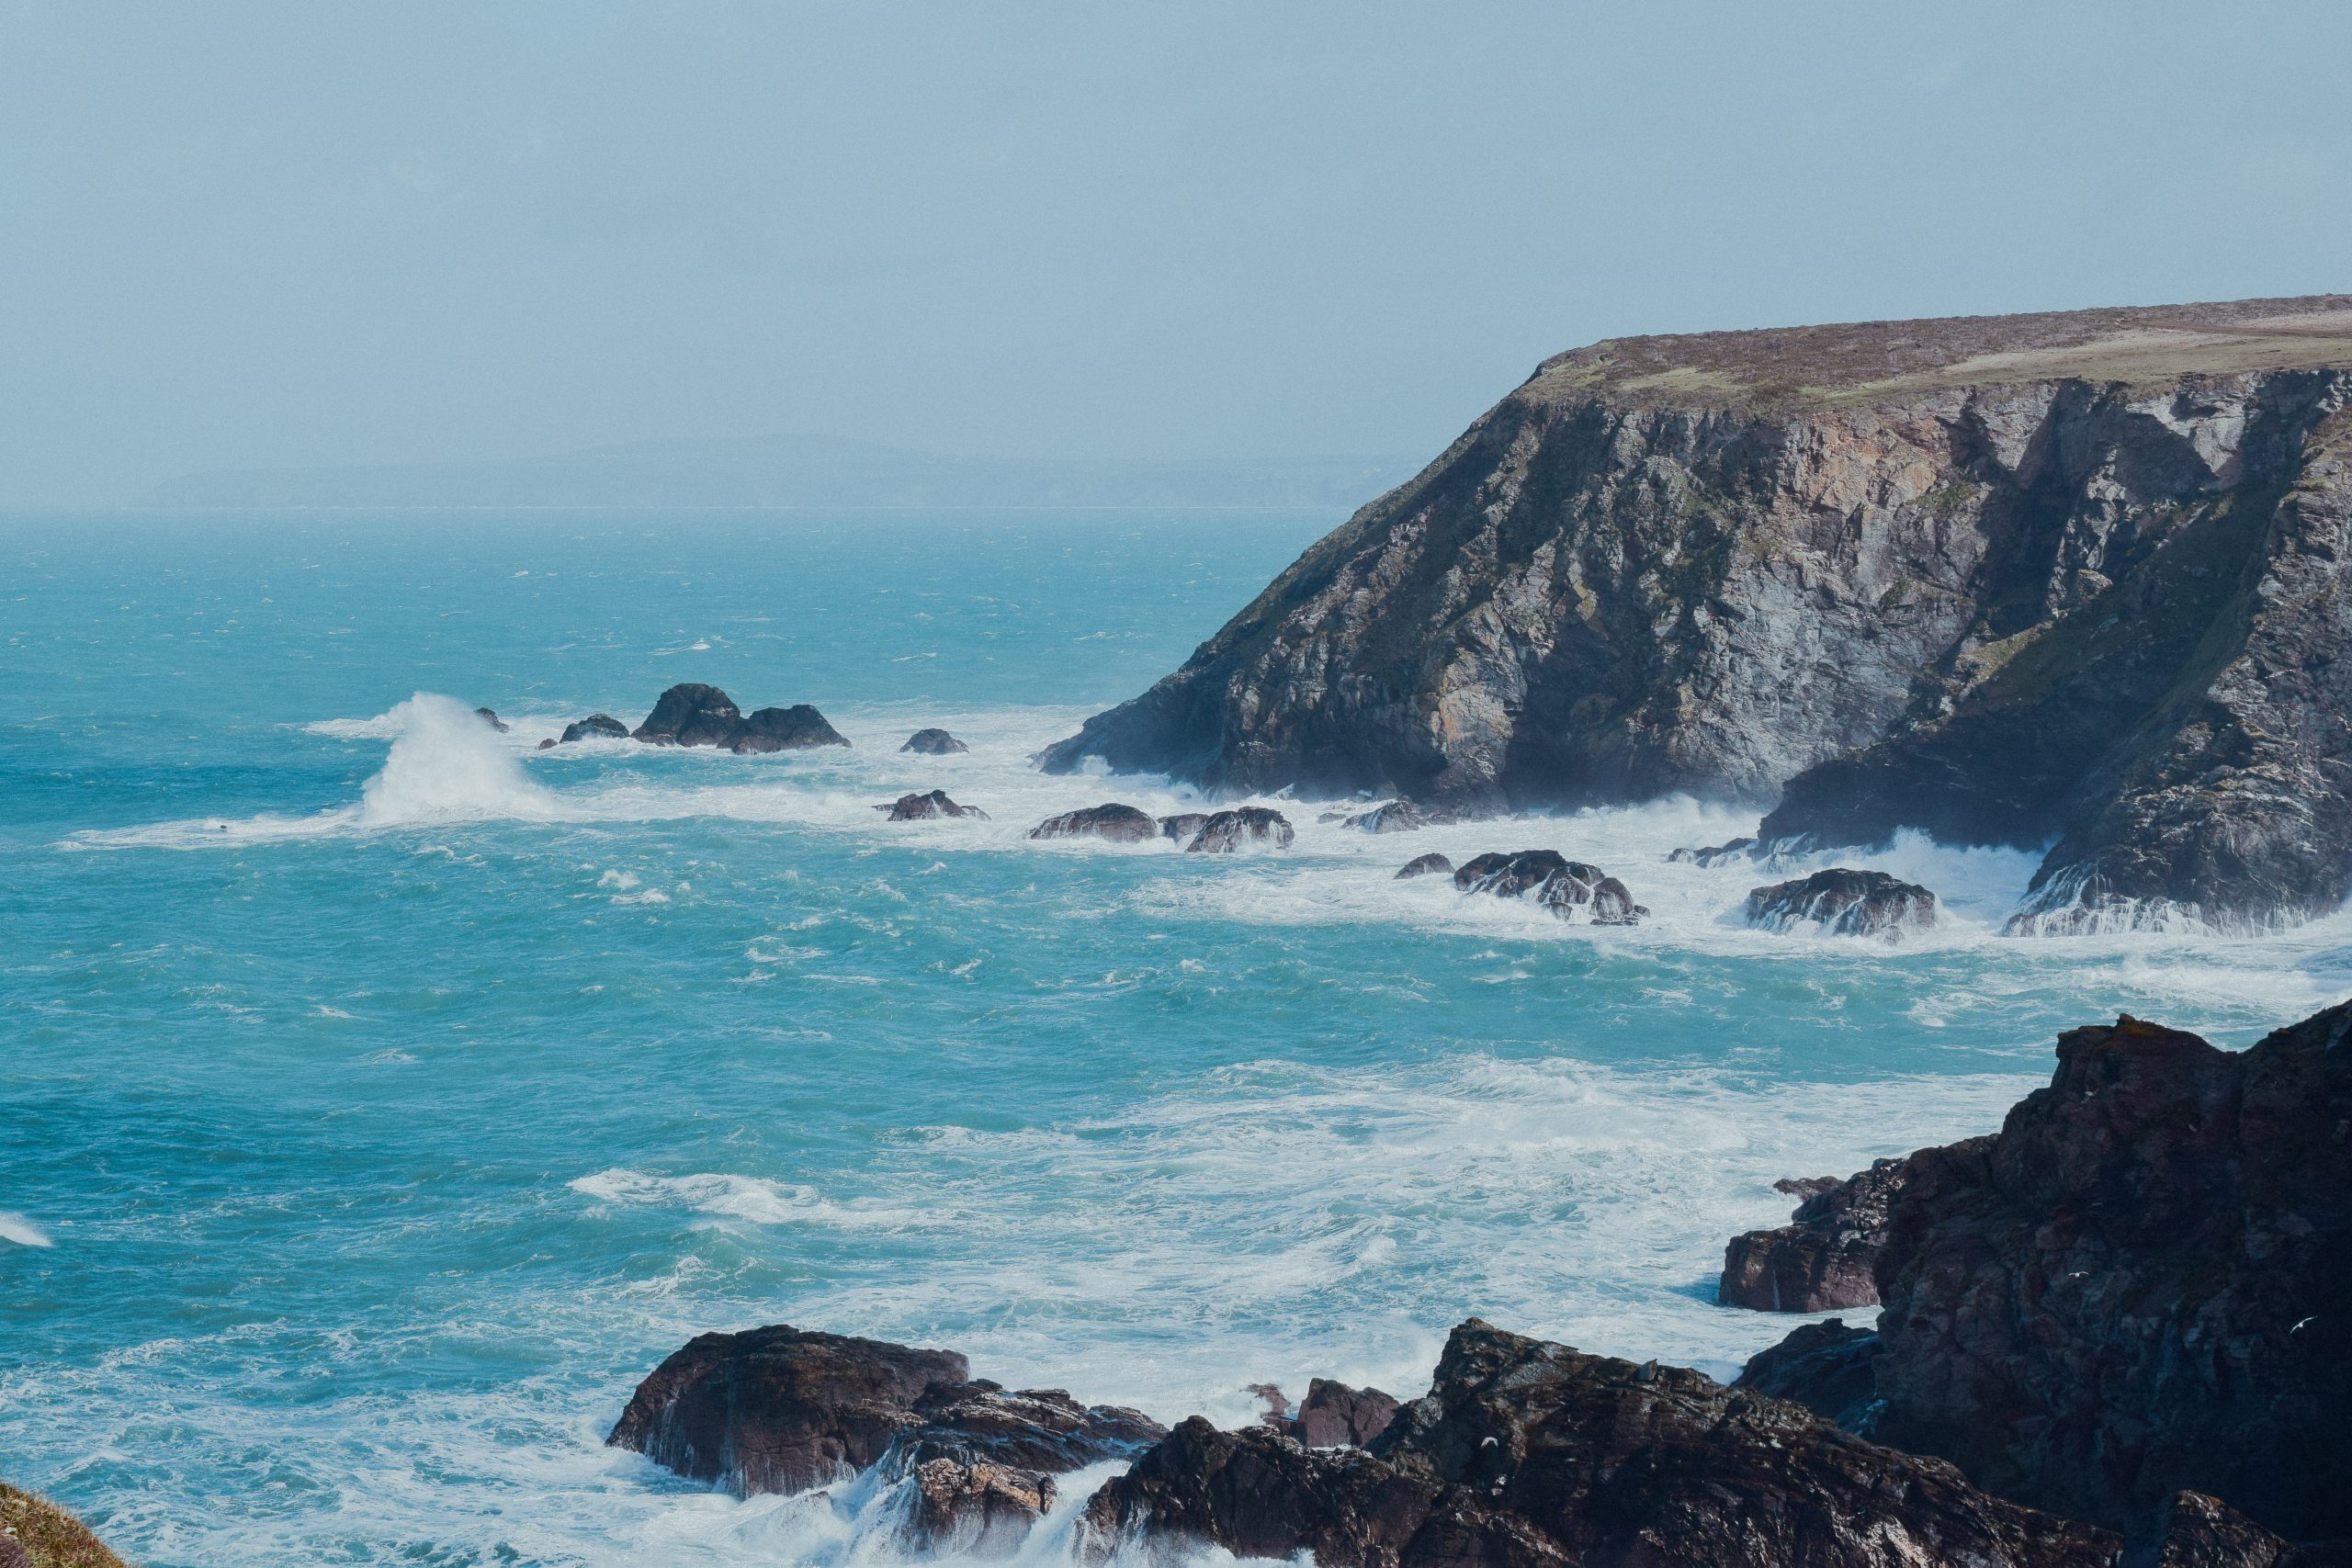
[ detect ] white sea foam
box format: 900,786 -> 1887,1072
0,1212 -> 54,1247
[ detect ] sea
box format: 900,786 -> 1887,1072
6,508 -> 2348,1567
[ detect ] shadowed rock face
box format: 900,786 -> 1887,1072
1744,868 -> 1939,939
1030,804 -> 1158,842
1720,1158 -> 1910,1311
1080,1318 -> 2121,1568
902,728 -> 969,755
884,790 -> 988,820
1395,852 -> 1453,879
1035,299 -> 2352,931
1182,807 -> 1293,853
1453,851 -> 1644,923
1732,1318 -> 1883,1434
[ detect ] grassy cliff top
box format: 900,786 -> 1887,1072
1528,294 -> 2352,410
0,1483 -> 128,1568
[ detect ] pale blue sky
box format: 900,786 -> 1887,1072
4,1 -> 2347,505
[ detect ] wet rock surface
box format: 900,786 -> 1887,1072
1341,799 -> 1477,834
902,728 -> 970,755
1081,1317 -> 2121,1568
1029,804 -> 1159,843
1453,850 -> 1644,923
1395,852 -> 1454,880
1182,807 -> 1294,853
1668,836 -> 1758,866
1745,868 -> 1939,939
1155,812 -> 1209,844
731,705 -> 850,753
883,789 -> 988,820
1720,1157 -> 1909,1312
559,713 -> 629,744
630,683 -> 848,751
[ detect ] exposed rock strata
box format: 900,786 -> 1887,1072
1080,1318 -> 2120,1568
1029,804 -> 1159,843
1720,1158 -> 1909,1311
1395,852 -> 1454,879
902,728 -> 969,755
1182,807 -> 1294,853
1036,298 -> 2352,931
883,790 -> 988,820
1453,850 -> 1643,923
1745,868 -> 1939,939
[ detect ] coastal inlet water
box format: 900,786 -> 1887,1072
6,511 -> 2351,1567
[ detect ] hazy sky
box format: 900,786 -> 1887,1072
4,2 -> 2347,506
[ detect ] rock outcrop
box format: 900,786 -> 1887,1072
1720,1158 -> 1909,1311
1036,298 -> 2352,931
1080,1318 -> 2121,1568
1285,1379 -> 1399,1450
1453,850 -> 1644,924
560,713 -> 629,744
632,683 -> 849,752
1395,852 -> 1454,879
1029,804 -> 1159,843
1745,869 -> 1939,939
903,728 -> 970,755
1732,1318 -> 1883,1434
472,705 -> 509,732
1182,807 -> 1294,853
883,790 -> 988,821
608,1325 -> 1161,1549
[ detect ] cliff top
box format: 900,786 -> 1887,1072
1530,294 -> 2352,410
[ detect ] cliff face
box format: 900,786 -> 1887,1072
1039,297 -> 2352,931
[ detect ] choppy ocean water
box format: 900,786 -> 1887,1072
6,509 -> 2349,1567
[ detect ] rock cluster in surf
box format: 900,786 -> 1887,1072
1453,850 -> 1645,924
1745,868 -> 1939,940
538,683 -> 850,753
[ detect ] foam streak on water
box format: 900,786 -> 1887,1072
6,511 -> 2350,1568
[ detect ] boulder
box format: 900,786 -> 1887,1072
1719,1157 -> 1909,1312
1288,1379 -> 1399,1450
1395,852 -> 1454,880
883,790 -> 989,821
1342,799 -> 1475,833
473,706 -> 510,732
1668,836 -> 1757,866
559,713 -> 630,745
633,682 -> 747,748
1746,868 -> 1939,938
1453,851 -> 1645,924
1080,1317 -> 2120,1568
1030,804 -> 1159,843
732,705 -> 849,753
1157,812 -> 1210,844
902,728 -> 970,755
1183,807 -> 1295,853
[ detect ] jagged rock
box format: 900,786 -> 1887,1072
1080,1317 -> 2120,1568
1453,851 -> 1644,924
1746,868 -> 1939,939
1395,852 -> 1454,879
884,790 -> 988,821
731,705 -> 850,753
1035,299 -> 2352,931
634,682 -> 746,748
2130,1491 -> 2298,1568
1720,1158 -> 1909,1312
1288,1379 -> 1399,1450
1668,836 -> 1757,866
903,728 -> 970,755
1861,1003 -> 2352,1540
904,1458 -> 1052,1554
473,706 -> 509,732
1732,1318 -> 1882,1434
1157,812 -> 1209,844
1342,799 -> 1475,833
1029,804 -> 1159,843
1182,807 -> 1294,853
559,713 -> 630,744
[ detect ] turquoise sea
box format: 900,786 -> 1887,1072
6,510 -> 2349,1566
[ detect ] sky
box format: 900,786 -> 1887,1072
3,1 -> 2348,507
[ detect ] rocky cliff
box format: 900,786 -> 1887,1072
1040,297 -> 2352,931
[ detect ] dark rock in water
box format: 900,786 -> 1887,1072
1157,812 -> 1209,844
1183,807 -> 1294,853
1746,868 -> 1938,939
1395,852 -> 1454,880
884,790 -> 988,821
1668,836 -> 1757,866
537,738 -> 556,749
904,1458 -> 1054,1554
1720,1157 -> 1908,1312
1453,851 -> 1643,924
1288,1379 -> 1399,1450
560,713 -> 630,745
633,682 -> 746,748
1863,1003 -> 2352,1540
902,728 -> 970,755
1342,798 -> 1476,833
902,1379 -> 1164,1475
1030,804 -> 1158,843
732,705 -> 850,753
473,706 -> 510,732
1080,1316 -> 2120,1568
1733,1318 -> 1882,1434
607,1324 -> 969,1495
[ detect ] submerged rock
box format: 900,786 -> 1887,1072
1745,868 -> 1938,939
883,790 -> 988,821
1720,1157 -> 1909,1312
1080,1317 -> 2120,1568
1395,852 -> 1454,880
1453,850 -> 1645,924
1182,807 -> 1294,853
473,706 -> 510,732
1156,812 -> 1209,844
1029,804 -> 1158,843
559,713 -> 630,745
731,705 -> 850,753
902,728 -> 970,755
1668,836 -> 1757,866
